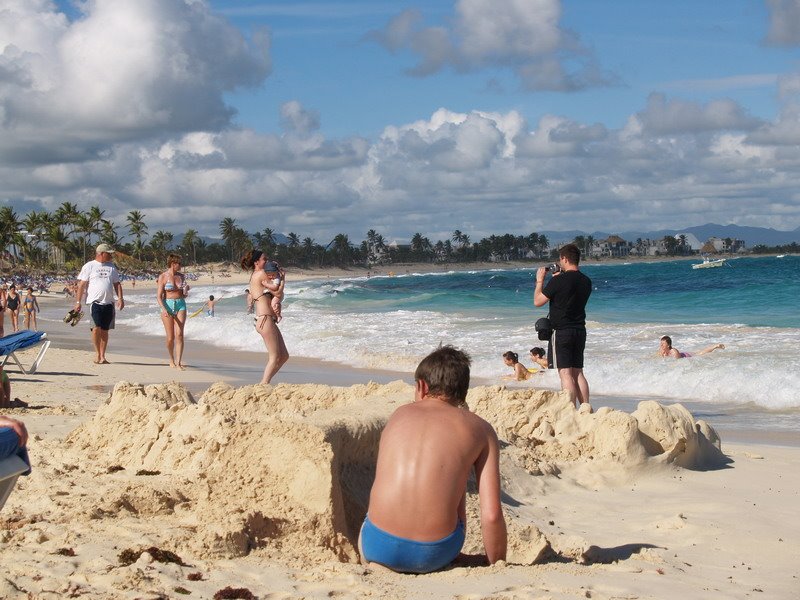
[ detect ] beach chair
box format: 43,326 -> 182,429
0,454 -> 28,511
0,331 -> 51,375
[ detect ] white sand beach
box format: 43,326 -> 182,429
0,291 -> 798,599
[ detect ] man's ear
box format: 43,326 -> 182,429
415,379 -> 429,400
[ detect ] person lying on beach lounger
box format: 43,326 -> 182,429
502,351 -> 531,380
659,336 -> 725,359
529,347 -> 549,369
360,346 -> 506,573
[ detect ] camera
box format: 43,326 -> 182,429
544,262 -> 561,274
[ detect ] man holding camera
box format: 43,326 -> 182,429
534,243 -> 592,407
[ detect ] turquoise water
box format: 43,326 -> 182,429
107,255 -> 799,440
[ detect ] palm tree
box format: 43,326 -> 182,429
99,220 -> 122,248
182,229 -> 200,265
149,230 -> 174,263
20,211 -> 50,266
262,227 -> 276,255
44,221 -> 69,267
330,233 -> 352,267
0,206 -> 21,264
126,210 -> 148,260
88,205 -> 105,231
74,213 -> 100,263
219,217 -> 237,262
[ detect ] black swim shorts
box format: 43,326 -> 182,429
551,328 -> 586,369
90,302 -> 115,331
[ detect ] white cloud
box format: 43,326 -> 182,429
636,93 -> 762,134
369,0 -> 615,91
0,0 -> 270,165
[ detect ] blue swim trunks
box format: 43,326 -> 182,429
360,515 -> 465,573
0,427 -> 31,475
164,298 -> 187,315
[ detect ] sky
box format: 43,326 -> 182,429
1,0 -> 800,245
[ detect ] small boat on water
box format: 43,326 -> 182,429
776,254 -> 786,258
692,256 -> 727,269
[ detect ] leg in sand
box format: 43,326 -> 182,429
255,315 -> 289,384
160,309 -> 178,368
0,308 -> 4,338
695,343 -> 725,356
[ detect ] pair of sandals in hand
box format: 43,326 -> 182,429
63,309 -> 83,327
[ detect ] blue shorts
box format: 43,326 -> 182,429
90,302 -> 115,330
164,298 -> 187,314
360,515 -> 465,573
0,427 -> 31,475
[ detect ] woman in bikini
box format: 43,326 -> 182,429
22,287 -> 40,330
5,285 -> 20,333
156,254 -> 190,369
241,249 -> 289,384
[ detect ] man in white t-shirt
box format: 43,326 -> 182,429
74,244 -> 125,364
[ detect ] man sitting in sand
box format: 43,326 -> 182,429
360,346 -> 507,573
659,335 -> 725,359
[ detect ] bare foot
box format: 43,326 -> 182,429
9,398 -> 28,408
178,364 -> 187,371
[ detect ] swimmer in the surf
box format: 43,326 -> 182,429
501,351 -> 531,381
529,347 -> 549,370
658,335 -> 725,359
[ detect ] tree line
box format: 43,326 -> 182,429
0,203 -> 559,271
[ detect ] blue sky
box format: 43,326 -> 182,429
3,0 -> 800,243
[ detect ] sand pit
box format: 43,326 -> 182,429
59,382 -> 727,568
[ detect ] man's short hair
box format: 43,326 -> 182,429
414,345 -> 471,404
560,243 -> 581,265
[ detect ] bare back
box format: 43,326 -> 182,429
368,398 -> 500,541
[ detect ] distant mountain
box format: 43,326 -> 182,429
541,223 -> 800,247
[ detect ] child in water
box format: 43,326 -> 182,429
204,295 -> 216,317
529,347 -> 549,370
502,351 -> 531,381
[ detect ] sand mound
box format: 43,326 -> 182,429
61,381 -> 725,567
468,387 -> 727,475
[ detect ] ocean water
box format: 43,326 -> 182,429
91,255 -> 800,439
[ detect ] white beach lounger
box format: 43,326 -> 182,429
0,331 -> 51,375
0,454 -> 28,511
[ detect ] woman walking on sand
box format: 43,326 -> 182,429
156,254 -> 190,369
241,249 -> 288,384
5,285 -> 20,333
